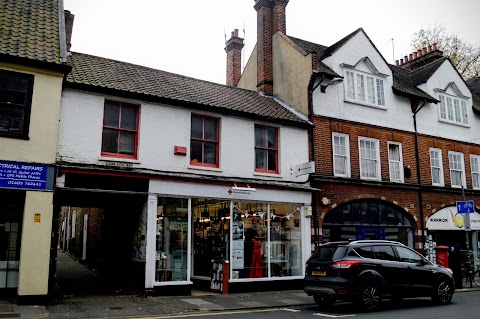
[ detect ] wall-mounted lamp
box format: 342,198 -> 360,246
320,78 -> 343,93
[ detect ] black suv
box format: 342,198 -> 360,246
304,240 -> 454,311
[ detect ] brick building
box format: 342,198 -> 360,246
229,0 -> 480,256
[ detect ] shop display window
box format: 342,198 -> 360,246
156,197 -> 188,282
232,202 -> 302,279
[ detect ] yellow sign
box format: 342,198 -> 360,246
34,214 -> 41,223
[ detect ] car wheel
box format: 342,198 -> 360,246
357,280 -> 381,311
313,294 -> 335,308
431,278 -> 453,304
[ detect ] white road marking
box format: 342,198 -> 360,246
314,313 -> 356,318
281,308 -> 301,312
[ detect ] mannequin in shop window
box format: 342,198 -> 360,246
250,238 -> 263,278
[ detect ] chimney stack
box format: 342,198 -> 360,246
64,10 -> 75,51
254,0 -> 288,95
225,29 -> 245,87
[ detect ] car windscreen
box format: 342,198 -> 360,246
311,245 -> 347,261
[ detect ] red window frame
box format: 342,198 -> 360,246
190,114 -> 220,168
254,125 -> 279,173
101,100 -> 140,159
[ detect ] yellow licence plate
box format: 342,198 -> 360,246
312,270 -> 326,276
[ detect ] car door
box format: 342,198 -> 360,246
371,245 -> 406,294
394,245 -> 436,297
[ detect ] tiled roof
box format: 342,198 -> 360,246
410,57 -> 447,86
66,52 -> 310,126
0,0 -> 65,65
390,65 -> 438,103
467,77 -> 480,114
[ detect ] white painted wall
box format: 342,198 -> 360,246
313,31 -> 479,146
58,90 -> 310,182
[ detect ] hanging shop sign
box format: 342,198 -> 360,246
0,161 -> 55,191
426,206 -> 480,231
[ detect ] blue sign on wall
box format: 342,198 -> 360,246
0,161 -> 54,191
456,200 -> 475,214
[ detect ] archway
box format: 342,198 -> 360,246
321,199 -> 416,248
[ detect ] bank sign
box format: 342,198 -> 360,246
0,161 -> 54,191
426,206 -> 480,231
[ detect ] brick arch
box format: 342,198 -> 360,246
321,198 -> 416,228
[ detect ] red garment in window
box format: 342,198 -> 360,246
250,239 -> 263,278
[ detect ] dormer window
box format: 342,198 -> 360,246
438,94 -> 468,125
345,70 -> 385,107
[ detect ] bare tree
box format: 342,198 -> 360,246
411,24 -> 480,80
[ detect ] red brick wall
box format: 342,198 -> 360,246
312,116 -> 480,245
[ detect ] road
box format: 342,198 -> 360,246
121,291 -> 478,319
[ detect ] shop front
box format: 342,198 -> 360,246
145,179 -> 312,293
426,206 -> 480,261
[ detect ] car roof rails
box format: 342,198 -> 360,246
349,239 -> 405,245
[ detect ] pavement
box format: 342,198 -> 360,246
1,250 -> 479,319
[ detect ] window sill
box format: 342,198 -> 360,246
360,177 -> 381,182
188,165 -> 222,172
253,171 -> 281,178
98,156 -> 140,164
344,99 -> 387,111
438,119 -> 470,128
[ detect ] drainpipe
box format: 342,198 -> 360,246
413,100 -> 426,251
308,73 -> 322,248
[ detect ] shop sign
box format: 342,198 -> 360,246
293,161 -> 315,177
426,206 -> 480,230
0,161 -> 54,191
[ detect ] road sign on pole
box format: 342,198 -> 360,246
456,200 -> 475,214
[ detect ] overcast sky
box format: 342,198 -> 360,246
63,0 -> 480,85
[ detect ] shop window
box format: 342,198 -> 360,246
156,197 -> 188,282
254,125 -> 278,173
190,114 -> 219,167
0,70 -> 34,139
101,100 -> 139,158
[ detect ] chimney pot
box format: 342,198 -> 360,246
428,45 -> 432,52
432,43 -> 437,51
395,60 -> 399,66
404,55 -> 408,62
400,58 -> 404,65
417,49 -> 423,57
413,52 -> 418,59
225,29 -> 245,87
422,47 -> 427,55
409,53 -> 413,61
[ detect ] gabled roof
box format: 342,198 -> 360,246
66,52 -> 310,127
0,0 -> 68,70
289,29 -> 439,103
467,77 -> 480,115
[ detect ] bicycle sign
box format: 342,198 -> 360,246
457,200 -> 475,214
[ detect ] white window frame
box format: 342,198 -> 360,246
471,154 -> 480,190
438,93 -> 469,126
358,137 -> 381,181
344,69 -> 386,108
332,132 -> 350,177
448,151 -> 466,188
429,148 -> 444,187
388,142 -> 404,183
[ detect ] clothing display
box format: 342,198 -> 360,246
249,239 -> 263,278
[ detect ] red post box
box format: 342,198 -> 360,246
435,246 -> 449,268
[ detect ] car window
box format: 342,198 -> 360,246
372,245 -> 398,261
350,246 -> 372,258
395,246 -> 423,264
312,246 -> 347,261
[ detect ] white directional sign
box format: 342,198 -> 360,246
294,161 -> 315,176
